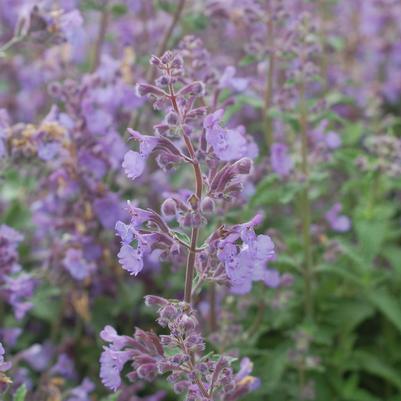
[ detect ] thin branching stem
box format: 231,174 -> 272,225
299,71 -> 313,321
263,3 -> 276,148
91,1 -> 110,73
168,82 -> 203,305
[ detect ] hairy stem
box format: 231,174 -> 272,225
208,283 -> 217,332
168,84 -> 203,305
184,227 -> 199,304
263,4 -> 276,148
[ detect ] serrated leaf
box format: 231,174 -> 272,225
354,219 -> 388,263
365,289 -> 401,334
259,347 -> 288,392
338,241 -> 371,278
354,350 -> 401,390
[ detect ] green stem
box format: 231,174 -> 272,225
299,78 -> 313,321
0,36 -> 23,55
318,0 -> 328,93
263,4 -> 276,148
91,1 -> 110,73
184,227 -> 199,304
208,283 -> 217,332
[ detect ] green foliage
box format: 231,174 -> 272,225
13,385 -> 27,401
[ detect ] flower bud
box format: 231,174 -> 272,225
144,295 -> 169,307
187,107 -> 207,120
159,304 -> 177,321
166,112 -> 178,125
178,314 -> 197,331
137,363 -> 158,380
154,123 -> 170,135
177,81 -> 205,97
233,157 -> 253,174
136,83 -> 166,98
173,380 -> 190,394
201,197 -> 215,214
48,82 -> 62,97
155,76 -> 170,87
191,212 -> 204,227
161,198 -> 177,217
188,194 -> 199,210
171,55 -> 184,69
160,335 -> 173,346
161,51 -> 173,65
280,273 -> 294,287
149,55 -> 161,66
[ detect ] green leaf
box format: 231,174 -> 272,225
13,384 -> 27,401
338,241 -> 372,279
366,289 -> 401,334
183,14 -> 208,31
172,230 -> 191,247
259,347 -> 288,392
327,35 -> 345,51
239,54 -> 258,66
111,4 -> 128,16
82,0 -> 103,11
31,285 -> 61,322
100,393 -> 120,401
321,298 -> 375,333
354,350 -> 401,390
316,264 -> 362,286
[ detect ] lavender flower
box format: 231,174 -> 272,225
203,110 -> 248,161
325,203 -> 351,232
214,216 -> 277,294
63,248 -> 96,281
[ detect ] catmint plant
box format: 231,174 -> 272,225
100,50 -> 279,399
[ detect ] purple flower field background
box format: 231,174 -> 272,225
0,1 -> 401,400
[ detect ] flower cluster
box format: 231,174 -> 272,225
198,214 -> 278,295
0,225 -> 36,320
101,296 -> 259,401
98,50 -> 279,398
